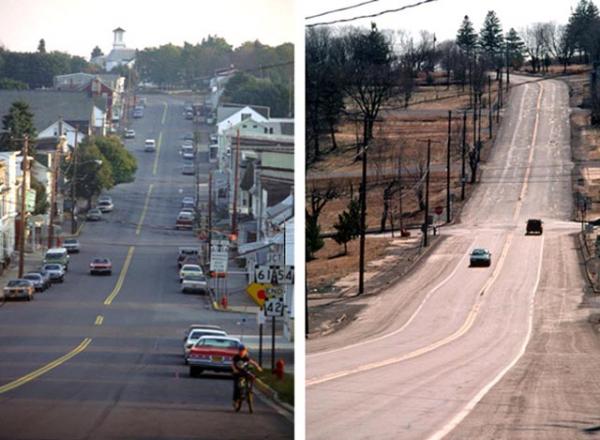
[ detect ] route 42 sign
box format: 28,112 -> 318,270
264,296 -> 284,317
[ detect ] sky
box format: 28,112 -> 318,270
305,0 -> 578,41
0,0 -> 294,58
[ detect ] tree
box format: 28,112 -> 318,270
479,11 -> 504,77
0,78 -> 28,90
30,175 -> 48,215
306,211 -> 324,261
91,45 -> 103,59
333,197 -> 360,255
337,25 -> 398,155
541,22 -> 574,73
522,24 -> 547,73
93,136 -> 137,184
37,39 -> 46,54
566,0 -> 600,63
1,101 -> 37,152
64,141 -> 113,208
222,72 -> 289,117
457,16 -> 478,96
505,28 -> 526,69
306,184 -> 338,261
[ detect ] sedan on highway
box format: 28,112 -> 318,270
175,212 -> 194,230
23,273 -> 46,292
469,248 -> 492,267
181,273 -> 208,294
183,328 -> 227,362
188,336 -> 241,376
90,258 -> 112,275
86,208 -> 102,221
4,279 -> 35,301
42,264 -> 65,283
179,264 -> 203,282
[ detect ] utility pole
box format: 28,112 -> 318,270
48,120 -> 63,248
461,110 -> 467,201
231,129 -> 241,238
358,143 -> 368,295
477,92 -> 483,148
506,45 -> 510,92
498,75 -> 503,123
208,171 -> 213,263
398,143 -> 404,234
423,139 -> 431,247
70,127 -> 79,234
446,111 -> 452,223
488,76 -> 493,139
18,136 -> 29,278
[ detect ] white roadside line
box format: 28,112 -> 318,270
308,238 -> 476,359
428,235 -> 545,440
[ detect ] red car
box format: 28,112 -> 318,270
188,336 -> 241,376
176,212 -> 194,230
90,258 -> 112,275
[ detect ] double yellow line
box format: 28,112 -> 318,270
0,338 -> 92,394
103,246 -> 135,305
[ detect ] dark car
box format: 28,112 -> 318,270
469,248 -> 492,267
526,219 -> 543,235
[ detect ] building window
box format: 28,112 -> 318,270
269,128 -> 274,134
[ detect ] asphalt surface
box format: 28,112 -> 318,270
306,76 -> 600,439
0,95 -> 292,440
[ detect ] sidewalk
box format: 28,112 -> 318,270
0,248 -> 45,291
209,257 -> 259,313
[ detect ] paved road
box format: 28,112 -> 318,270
0,95 -> 292,439
307,76 -> 600,439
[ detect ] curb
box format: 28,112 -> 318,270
254,377 -> 294,416
577,232 -> 600,294
208,290 -> 259,314
64,221 -> 85,239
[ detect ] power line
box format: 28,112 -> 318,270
306,0 -> 439,28
306,0 -> 381,20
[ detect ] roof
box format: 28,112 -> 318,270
54,73 -> 122,91
0,90 -> 101,132
113,27 -> 125,32
216,104 -> 270,122
106,48 -> 136,62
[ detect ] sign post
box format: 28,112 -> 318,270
257,308 -> 265,367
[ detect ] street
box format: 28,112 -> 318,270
306,76 -> 600,439
0,95 -> 292,440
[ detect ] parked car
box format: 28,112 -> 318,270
182,164 -> 195,175
42,264 -> 65,283
124,129 -> 135,139
97,200 -> 114,213
90,258 -> 112,275
179,264 -> 203,282
469,248 -> 492,267
31,269 -> 52,290
176,212 -> 194,230
144,139 -> 156,152
181,145 -> 195,161
526,219 -> 543,235
44,247 -> 69,270
4,279 -> 34,301
182,132 -> 194,141
188,336 -> 241,376
133,106 -> 144,118
183,324 -> 223,340
181,273 -> 209,294
177,247 -> 200,268
87,208 -> 102,221
63,238 -> 80,253
180,207 -> 195,217
181,196 -> 195,208
183,328 -> 227,362
98,195 -> 113,204
23,273 -> 46,292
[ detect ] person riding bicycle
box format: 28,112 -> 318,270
232,344 -> 262,407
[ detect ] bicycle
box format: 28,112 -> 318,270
234,363 -> 256,413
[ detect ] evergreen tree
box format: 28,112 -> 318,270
479,11 -> 504,77
505,28 -> 525,69
456,15 -> 478,53
91,45 -> 103,59
37,39 -> 46,54
566,0 -> 600,63
332,198 -> 360,255
306,213 -> 324,261
1,101 -> 37,152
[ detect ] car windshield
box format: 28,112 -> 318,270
7,280 -> 27,287
64,239 -> 77,244
472,249 -> 487,255
189,330 -> 224,340
45,265 -> 61,270
24,274 -> 40,280
182,265 -> 201,272
184,274 -> 205,281
197,338 -> 238,349
93,259 -> 109,264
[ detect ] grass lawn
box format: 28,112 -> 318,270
257,369 -> 294,407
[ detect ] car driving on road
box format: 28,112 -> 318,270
526,218 -> 543,235
182,163 -> 195,175
63,238 -> 80,253
187,336 -> 241,376
469,248 -> 492,267
98,199 -> 114,213
124,128 -> 135,139
44,247 -> 70,270
86,208 -> 102,221
144,139 -> 156,152
90,258 -> 112,275
176,212 -> 194,230
183,328 -> 227,363
42,264 -> 65,283
4,279 -> 35,301
179,264 -> 203,282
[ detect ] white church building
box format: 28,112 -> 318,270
91,27 -> 136,72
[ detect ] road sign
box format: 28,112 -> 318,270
210,251 -> 228,272
255,265 -> 271,283
264,296 -> 284,317
266,285 -> 284,299
26,189 -> 36,212
246,282 -> 270,307
257,308 -> 266,325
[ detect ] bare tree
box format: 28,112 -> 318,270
540,22 -> 574,73
522,24 -> 547,73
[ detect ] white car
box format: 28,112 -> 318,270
181,196 -> 195,208
63,238 -> 80,253
181,273 -> 208,294
97,200 -> 114,213
183,328 -> 226,362
144,139 -> 156,152
182,164 -> 195,175
179,264 -> 203,282
98,195 -> 112,204
124,129 -> 135,139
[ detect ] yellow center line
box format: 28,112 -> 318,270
0,338 -> 92,394
152,132 -> 162,175
103,246 -> 135,305
161,102 -> 168,124
136,184 -> 154,235
94,315 -> 104,325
